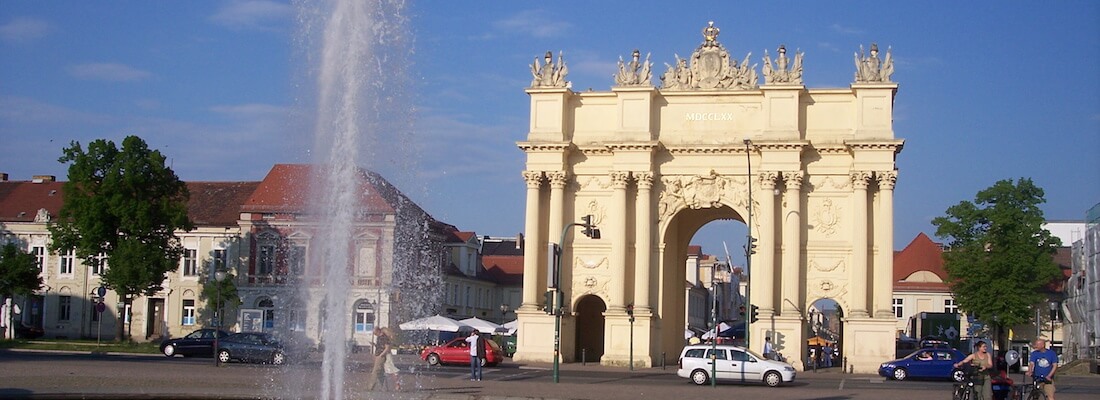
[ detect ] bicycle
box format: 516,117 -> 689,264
952,366 -> 984,400
1020,376 -> 1051,400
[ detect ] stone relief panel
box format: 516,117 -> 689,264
658,170 -> 752,221
809,176 -> 851,192
584,200 -> 607,226
809,279 -> 849,310
809,258 -> 846,274
574,273 -> 610,302
574,256 -> 608,270
810,198 -> 843,238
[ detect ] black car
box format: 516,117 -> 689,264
160,328 -> 229,357
216,332 -> 286,365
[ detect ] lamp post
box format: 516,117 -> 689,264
499,303 -> 510,324
552,215 -> 600,383
1048,301 -> 1058,346
743,138 -> 754,351
213,270 -> 226,367
709,262 -> 730,387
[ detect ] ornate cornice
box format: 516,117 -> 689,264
664,144 -> 749,155
577,145 -> 613,156
517,141 -> 572,153
845,139 -> 905,154
813,144 -> 851,155
755,141 -> 810,152
605,141 -> 659,152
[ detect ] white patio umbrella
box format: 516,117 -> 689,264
499,319 -> 518,335
398,314 -> 471,332
459,317 -> 503,334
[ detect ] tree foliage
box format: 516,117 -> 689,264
48,135 -> 193,339
932,178 -> 1062,347
199,273 -> 241,328
0,242 -> 42,298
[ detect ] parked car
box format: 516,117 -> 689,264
160,328 -> 229,357
879,347 -> 966,382
676,344 -> 796,387
216,332 -> 286,365
420,335 -> 504,367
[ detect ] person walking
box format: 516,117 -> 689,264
1026,338 -> 1058,400
366,327 -> 392,391
465,330 -> 485,381
954,341 -> 994,400
763,336 -> 775,360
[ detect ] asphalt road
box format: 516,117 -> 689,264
2,350 -> 1098,400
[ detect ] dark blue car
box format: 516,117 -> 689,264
216,332 -> 286,365
879,348 -> 966,382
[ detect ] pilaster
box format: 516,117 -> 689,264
849,171 -> 872,318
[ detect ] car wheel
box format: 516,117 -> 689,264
951,368 -> 966,383
217,349 -> 232,364
271,351 -> 286,366
764,371 -> 782,387
162,344 -> 176,357
427,353 -> 441,366
892,367 -> 908,381
690,369 -> 710,385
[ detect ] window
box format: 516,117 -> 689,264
289,308 -> 305,331
705,349 -> 728,360
212,249 -> 226,272
289,246 -> 306,276
58,296 -> 72,321
258,298 -> 275,331
90,253 -> 107,276
893,298 -> 904,318
258,245 -> 275,275
59,249 -> 75,275
354,301 -> 375,333
944,298 -> 958,314
182,248 -> 198,276
32,246 -> 45,272
182,299 -> 195,325
684,348 -> 706,358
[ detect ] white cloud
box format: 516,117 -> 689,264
210,0 -> 293,31
493,9 -> 572,39
830,23 -> 864,35
68,63 -> 152,82
0,17 -> 51,43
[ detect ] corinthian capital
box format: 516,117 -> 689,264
522,171 -> 544,188
849,171 -> 872,190
876,170 -> 898,190
634,171 -> 654,189
783,170 -> 805,190
610,171 -> 631,189
547,171 -> 569,188
758,171 -> 780,189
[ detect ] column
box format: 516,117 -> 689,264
633,171 -> 653,311
757,171 -> 779,315
874,170 -> 897,318
609,170 -> 631,311
547,171 -> 568,246
849,171 -> 872,318
781,171 -> 804,315
520,171 -> 544,310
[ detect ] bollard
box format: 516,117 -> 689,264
843,356 -> 848,373
661,352 -> 666,370
582,348 -> 587,366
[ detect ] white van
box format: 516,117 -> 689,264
676,344 -> 797,387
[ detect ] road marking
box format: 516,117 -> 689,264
839,378 -> 845,390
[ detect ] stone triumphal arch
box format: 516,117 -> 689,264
514,23 -> 904,373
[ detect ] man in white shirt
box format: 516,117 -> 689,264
465,331 -> 484,381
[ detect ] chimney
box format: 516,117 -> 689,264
32,175 -> 56,183
0,173 -> 7,182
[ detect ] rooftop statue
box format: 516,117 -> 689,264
762,45 -> 804,85
660,21 -> 758,91
530,50 -> 570,88
614,49 -> 653,87
854,43 -> 894,83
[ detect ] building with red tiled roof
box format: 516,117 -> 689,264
890,233 -> 969,339
438,233 -> 523,323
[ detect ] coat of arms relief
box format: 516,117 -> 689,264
658,170 -> 753,222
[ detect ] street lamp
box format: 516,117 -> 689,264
500,303 -> 511,324
213,270 -> 226,367
1048,301 -> 1058,346
551,215 -> 600,383
710,262 -> 731,387
742,138 -> 754,351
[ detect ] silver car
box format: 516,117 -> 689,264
676,344 -> 796,387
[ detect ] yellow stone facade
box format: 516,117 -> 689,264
514,28 -> 904,373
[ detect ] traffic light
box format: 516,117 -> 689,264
582,215 -> 601,239
750,304 -> 760,324
626,303 -> 635,322
544,290 -> 555,315
745,237 -> 758,255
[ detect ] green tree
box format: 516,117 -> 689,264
1,242 -> 43,339
199,272 -> 240,328
932,178 -> 1062,349
48,135 -> 194,341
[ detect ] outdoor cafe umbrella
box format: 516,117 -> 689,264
807,336 -> 833,346
459,317 -> 502,334
398,314 -> 471,332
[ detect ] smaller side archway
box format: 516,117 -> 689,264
573,295 -> 606,363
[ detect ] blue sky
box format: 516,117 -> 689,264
2,1 -> 1097,262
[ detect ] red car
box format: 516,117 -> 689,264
420,336 -> 504,367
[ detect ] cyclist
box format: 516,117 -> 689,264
1026,338 -> 1058,400
954,341 -> 994,399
